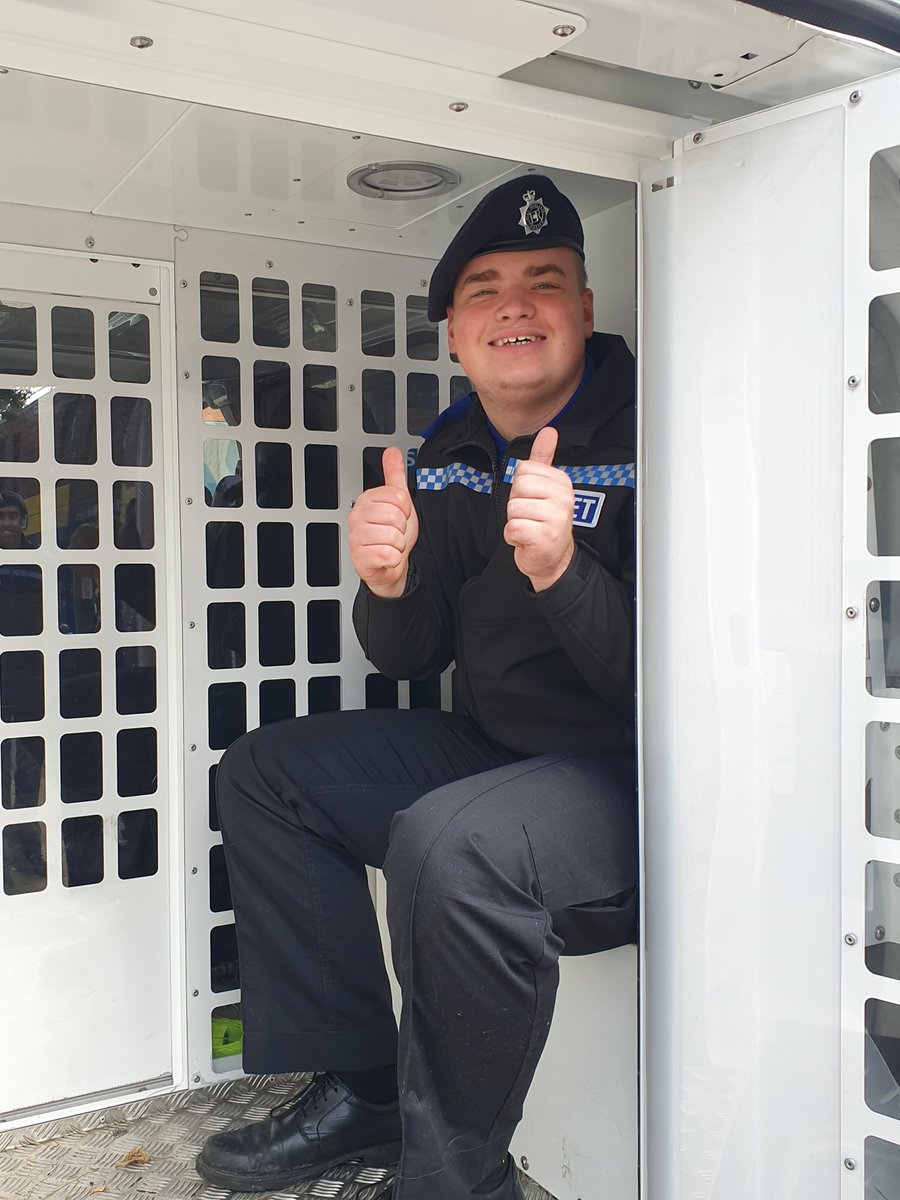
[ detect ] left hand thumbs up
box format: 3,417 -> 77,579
503,426 -> 575,592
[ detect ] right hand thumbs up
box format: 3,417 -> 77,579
348,447 -> 419,598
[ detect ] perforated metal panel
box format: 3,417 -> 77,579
0,247 -> 174,1121
173,229 -> 461,1083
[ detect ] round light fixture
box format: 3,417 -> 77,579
347,162 -> 461,201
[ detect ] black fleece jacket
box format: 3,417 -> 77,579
352,331 -> 636,758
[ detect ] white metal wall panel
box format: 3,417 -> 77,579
173,228 -> 465,1085
641,104 -> 846,1198
840,68 -> 900,1200
0,249 -> 175,1123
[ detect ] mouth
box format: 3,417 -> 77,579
489,334 -> 546,348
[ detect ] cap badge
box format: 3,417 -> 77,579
518,189 -> 549,236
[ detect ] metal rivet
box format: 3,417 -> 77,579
845,606 -> 858,619
185,497 -> 193,505
848,374 -> 861,388
849,91 -> 862,105
265,259 -> 274,269
190,744 -> 197,752
0,68 -> 9,75
192,1074 -> 201,1084
130,35 -> 154,49
352,134 -> 362,140
844,933 -> 857,945
895,809 -> 900,824
420,279 -> 428,288
188,621 -> 196,629
875,925 -> 886,941
520,1156 -> 529,1170
179,278 -> 188,288
449,101 -> 469,113
894,745 -> 900,760
692,132 -> 704,144
84,236 -> 95,249
552,24 -> 576,37
844,1157 -> 857,1170
191,867 -> 198,875
881,721 -> 891,731
688,79 -> 702,90
893,873 -> 900,887
182,370 -> 190,379
871,598 -> 881,612
348,384 -> 356,392
192,989 -> 199,997
148,287 -> 158,297
346,299 -> 354,306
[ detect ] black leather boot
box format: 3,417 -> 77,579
195,1073 -> 402,1192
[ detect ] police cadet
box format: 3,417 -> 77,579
196,175 -> 637,1200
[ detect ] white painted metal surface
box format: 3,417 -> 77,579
0,246 -> 178,1125
641,95 -> 848,1199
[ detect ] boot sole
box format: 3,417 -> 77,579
194,1139 -> 402,1193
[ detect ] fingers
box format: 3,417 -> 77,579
528,426 -> 558,465
382,446 -> 409,492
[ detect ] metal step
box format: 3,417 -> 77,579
0,1075 -> 553,1200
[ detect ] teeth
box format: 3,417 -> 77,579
495,335 -> 538,346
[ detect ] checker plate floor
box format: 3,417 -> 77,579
0,1075 -> 554,1200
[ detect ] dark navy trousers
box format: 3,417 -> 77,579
217,708 -> 637,1200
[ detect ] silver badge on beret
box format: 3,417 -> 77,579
518,189 -> 549,236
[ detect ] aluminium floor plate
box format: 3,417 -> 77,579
0,1075 -> 553,1200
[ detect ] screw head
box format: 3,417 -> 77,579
449,101 -> 469,113
875,925 -> 886,941
191,867 -> 198,875
189,744 -> 197,752
893,873 -> 900,887
552,24 -> 577,37
130,35 -> 154,49
850,90 -> 862,104
848,374 -> 861,388
894,809 -> 900,824
844,933 -> 857,945
84,235 -> 95,249
346,298 -> 354,306
688,79 -> 702,90
871,597 -> 881,612
192,989 -> 199,997
182,370 -> 190,380
192,1074 -> 201,1084
265,259 -> 274,269
148,287 -> 158,297
844,1157 -> 857,1170
420,279 -> 428,288
692,132 -> 704,145
880,721 -> 891,731
845,606 -> 858,619
185,497 -> 193,505
347,383 -> 356,392
179,278 -> 188,288
188,620 -> 196,629
520,1156 -> 530,1170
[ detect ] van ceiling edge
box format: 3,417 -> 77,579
741,0 -> 900,54
0,0 -> 693,182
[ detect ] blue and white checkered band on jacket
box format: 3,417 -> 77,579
416,460 -> 636,494
502,460 -> 636,489
416,463 -> 494,494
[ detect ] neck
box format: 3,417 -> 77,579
479,365 -> 587,441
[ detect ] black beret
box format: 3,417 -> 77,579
427,173 -> 584,322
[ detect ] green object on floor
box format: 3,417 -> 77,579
212,1015 -> 243,1059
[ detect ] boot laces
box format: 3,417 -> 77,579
270,1072 -> 341,1119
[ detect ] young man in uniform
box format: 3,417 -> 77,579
196,175 -> 637,1200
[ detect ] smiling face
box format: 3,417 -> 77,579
446,246 -> 593,439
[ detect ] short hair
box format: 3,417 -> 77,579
0,491 -> 27,520
577,260 -> 589,291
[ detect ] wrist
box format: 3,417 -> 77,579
529,543 -> 575,593
367,568 -> 409,599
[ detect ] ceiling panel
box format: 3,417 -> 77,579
0,70 -> 189,212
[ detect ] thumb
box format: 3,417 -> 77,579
529,426 -> 558,466
382,446 -> 409,492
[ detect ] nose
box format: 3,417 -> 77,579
494,285 -> 536,321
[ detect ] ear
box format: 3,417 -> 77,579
582,288 -> 594,338
445,306 -> 456,355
